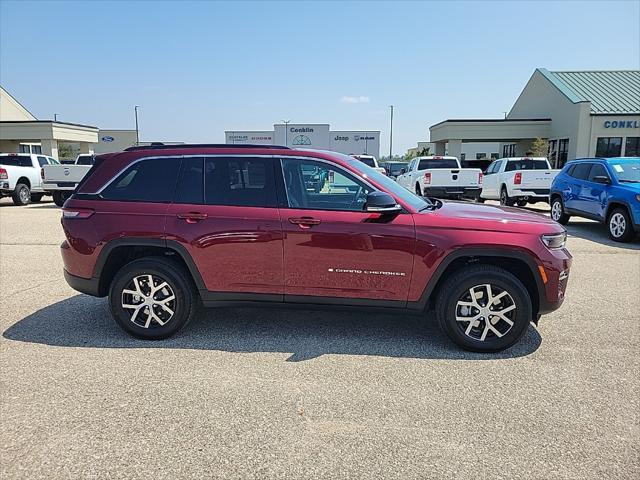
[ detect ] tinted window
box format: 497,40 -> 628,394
418,158 -> 458,169
588,163 -> 609,182
175,157 -> 203,204
355,156 -> 376,167
204,157 -> 276,207
76,155 -> 94,165
625,137 -> 640,157
102,157 -> 180,202
0,155 -> 32,167
570,163 -> 592,180
596,137 -> 622,157
504,159 -> 549,171
37,156 -> 49,167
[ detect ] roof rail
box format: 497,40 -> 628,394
124,143 -> 290,152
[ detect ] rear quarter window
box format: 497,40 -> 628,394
101,157 -> 181,202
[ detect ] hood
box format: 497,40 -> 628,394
417,200 -> 563,233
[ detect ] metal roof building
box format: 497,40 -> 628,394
430,69 -> 640,168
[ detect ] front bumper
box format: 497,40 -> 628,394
423,186 -> 482,200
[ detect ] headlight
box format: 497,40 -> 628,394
541,232 -> 567,249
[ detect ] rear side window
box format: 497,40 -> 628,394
504,159 -> 549,171
0,155 -> 32,167
101,157 -> 181,202
175,157 -> 204,204
418,158 -> 458,169
204,157 -> 277,207
570,163 -> 592,180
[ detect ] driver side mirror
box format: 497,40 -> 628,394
400,168 -> 407,174
365,191 -> 401,214
592,175 -> 611,185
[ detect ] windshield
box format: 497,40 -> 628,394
418,158 -> 458,169
610,160 -> 640,183
505,159 -> 549,171
0,155 -> 32,167
339,154 -> 430,211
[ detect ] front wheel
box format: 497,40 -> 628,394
550,197 -> 570,225
435,265 -> 532,352
607,208 -> 634,242
415,184 -> 423,197
109,257 -> 198,340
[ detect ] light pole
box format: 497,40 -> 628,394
134,105 -> 140,146
282,120 -> 290,146
54,113 -> 59,122
389,105 -> 394,159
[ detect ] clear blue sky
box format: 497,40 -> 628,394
1,0 -> 639,154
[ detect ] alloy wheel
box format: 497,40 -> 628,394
551,201 -> 562,221
19,187 -> 30,204
121,274 -> 176,328
455,284 -> 516,341
609,213 -> 626,238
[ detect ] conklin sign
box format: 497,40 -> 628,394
603,120 -> 640,128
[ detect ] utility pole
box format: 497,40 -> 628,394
389,105 -> 394,159
134,105 -> 140,146
54,113 -> 59,122
282,120 -> 290,146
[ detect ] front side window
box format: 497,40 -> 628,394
625,137 -> 640,157
204,157 -> 277,207
101,157 -> 181,202
281,158 -> 372,211
596,137 -> 622,157
588,163 -> 609,182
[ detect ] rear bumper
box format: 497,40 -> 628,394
423,186 -> 482,199
512,188 -> 550,199
63,269 -> 102,297
43,181 -> 78,191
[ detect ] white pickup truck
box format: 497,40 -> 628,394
0,153 -> 59,205
42,154 -> 95,206
396,156 -> 483,200
350,155 -> 387,175
481,157 -> 560,206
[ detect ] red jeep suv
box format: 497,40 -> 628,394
61,144 -> 571,352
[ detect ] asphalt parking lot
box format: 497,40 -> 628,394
1,197 -> 638,479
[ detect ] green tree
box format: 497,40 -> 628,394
57,143 -> 75,160
530,138 -> 549,157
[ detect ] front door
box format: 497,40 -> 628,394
482,160 -> 500,199
582,163 -> 610,219
164,156 -> 284,298
278,157 -> 416,304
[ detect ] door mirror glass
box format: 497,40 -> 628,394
365,191 -> 401,214
400,168 -> 407,174
592,175 -> 611,185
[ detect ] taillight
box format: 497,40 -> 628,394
478,172 -> 483,185
62,208 -> 94,219
0,168 -> 7,180
514,172 -> 522,185
424,172 -> 431,184
41,168 -> 45,180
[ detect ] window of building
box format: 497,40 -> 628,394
32,145 -> 42,154
491,153 -> 499,159
19,144 -> 30,153
460,153 -> 466,161
557,139 -> 569,168
204,157 -> 277,208
596,137 -> 622,157
570,163 -> 592,180
503,144 -> 516,157
625,137 -> 640,157
101,157 -> 181,202
475,153 -> 486,160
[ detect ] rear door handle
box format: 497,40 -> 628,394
177,212 -> 208,223
289,217 -> 321,227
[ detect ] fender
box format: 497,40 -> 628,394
407,247 -> 545,312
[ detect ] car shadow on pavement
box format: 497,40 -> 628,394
4,295 -> 542,361
564,222 -> 640,249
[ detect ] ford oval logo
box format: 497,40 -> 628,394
64,168 -> 70,176
101,136 -> 115,142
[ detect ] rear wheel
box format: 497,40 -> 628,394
550,197 -> 570,225
30,193 -> 44,203
52,191 -> 70,207
607,207 -> 634,242
415,183 -> 422,197
499,187 -> 514,207
12,183 -> 31,206
109,257 -> 198,339
435,265 -> 532,352
516,200 -> 528,207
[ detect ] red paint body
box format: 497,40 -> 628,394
61,146 -> 571,315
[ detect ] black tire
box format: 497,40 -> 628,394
607,207 -> 634,243
52,191 -> 70,207
30,193 -> 44,203
12,183 -> 31,206
550,196 -> 570,225
415,183 -> 422,197
499,186 -> 514,207
435,265 -> 533,353
109,257 -> 198,340
516,200 -> 528,207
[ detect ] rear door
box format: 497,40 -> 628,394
278,157 -> 415,304
164,156 -> 284,298
564,163 -> 592,212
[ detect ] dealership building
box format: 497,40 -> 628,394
226,123 -> 381,157
430,69 -> 639,168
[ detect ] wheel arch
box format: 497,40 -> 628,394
16,177 -> 31,188
605,200 -> 631,220
93,238 -> 205,297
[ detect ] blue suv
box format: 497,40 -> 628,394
550,158 -> 640,242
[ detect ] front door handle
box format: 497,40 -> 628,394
177,212 -> 208,224
289,217 -> 321,227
